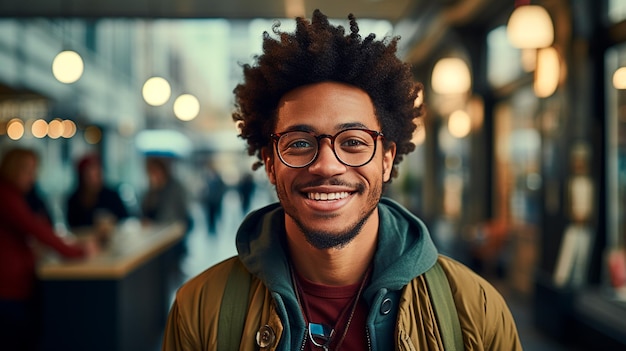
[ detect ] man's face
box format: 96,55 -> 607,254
264,81 -> 396,249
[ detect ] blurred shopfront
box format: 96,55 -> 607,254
394,0 -> 626,348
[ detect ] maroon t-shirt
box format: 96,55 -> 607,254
296,272 -> 369,350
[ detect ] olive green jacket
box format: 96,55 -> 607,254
162,198 -> 522,350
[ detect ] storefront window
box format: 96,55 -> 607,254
493,88 -> 542,226
492,87 -> 543,294
486,25 -> 524,89
605,42 -> 626,298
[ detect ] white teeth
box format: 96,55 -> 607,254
307,192 -> 350,200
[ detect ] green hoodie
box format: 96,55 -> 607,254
235,197 -> 439,350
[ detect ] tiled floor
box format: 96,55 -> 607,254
170,187 -> 578,350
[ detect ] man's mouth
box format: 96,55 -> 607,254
307,191 -> 351,201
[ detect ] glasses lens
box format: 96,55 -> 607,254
275,129 -> 379,168
276,132 -> 317,167
334,129 -> 377,166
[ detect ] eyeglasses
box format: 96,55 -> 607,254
270,128 -> 383,168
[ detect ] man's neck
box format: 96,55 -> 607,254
285,216 -> 378,286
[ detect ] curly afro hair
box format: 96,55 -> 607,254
232,9 -> 424,181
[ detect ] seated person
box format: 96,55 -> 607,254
0,147 -> 98,351
66,153 -> 129,231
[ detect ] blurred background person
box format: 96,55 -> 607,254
200,162 -> 226,235
141,156 -> 191,229
65,153 -> 129,234
141,156 -> 192,282
236,171 -> 256,216
0,147 -> 98,351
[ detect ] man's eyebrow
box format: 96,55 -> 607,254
338,122 -> 369,130
278,122 -> 370,134
278,124 -> 315,133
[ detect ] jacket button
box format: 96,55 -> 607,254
380,297 -> 393,315
256,325 -> 276,348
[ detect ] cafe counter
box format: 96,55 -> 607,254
37,221 -> 185,351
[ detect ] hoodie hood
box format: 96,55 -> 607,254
364,197 -> 438,301
235,197 -> 439,303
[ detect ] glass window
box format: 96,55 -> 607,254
487,25 -> 524,89
605,42 -> 626,297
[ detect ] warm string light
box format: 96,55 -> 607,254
4,117 -> 80,140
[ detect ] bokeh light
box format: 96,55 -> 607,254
84,125 -> 102,144
52,50 -> 84,84
7,118 -> 25,140
31,119 -> 48,138
173,94 -> 200,121
448,110 -> 472,138
47,119 -> 64,139
62,119 -> 77,138
142,77 -> 171,106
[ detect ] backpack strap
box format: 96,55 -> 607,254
424,260 -> 464,350
218,258 -> 251,351
217,258 -> 463,350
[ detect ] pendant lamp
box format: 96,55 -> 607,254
431,57 -> 471,95
52,50 -> 84,84
142,76 -> 172,107
506,4 -> 554,49
534,47 -> 560,98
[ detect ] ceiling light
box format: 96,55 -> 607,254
142,77 -> 171,106
173,94 -> 200,121
534,47 -> 560,98
52,50 -> 84,84
507,5 -> 554,49
431,57 -> 471,95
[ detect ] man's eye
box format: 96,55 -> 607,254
289,139 -> 313,149
343,138 -> 366,147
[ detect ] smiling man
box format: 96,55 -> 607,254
162,9 -> 522,351
272,82 -> 390,256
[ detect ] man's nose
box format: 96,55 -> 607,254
307,139 -> 346,175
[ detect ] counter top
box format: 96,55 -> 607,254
37,221 -> 185,280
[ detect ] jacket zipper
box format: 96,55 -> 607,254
299,332 -> 307,351
298,327 -> 370,350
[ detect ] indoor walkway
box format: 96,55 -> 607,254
168,187 -> 579,350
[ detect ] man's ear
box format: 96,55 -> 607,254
382,142 -> 396,183
261,148 -> 276,185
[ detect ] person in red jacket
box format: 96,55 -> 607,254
0,147 -> 98,351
